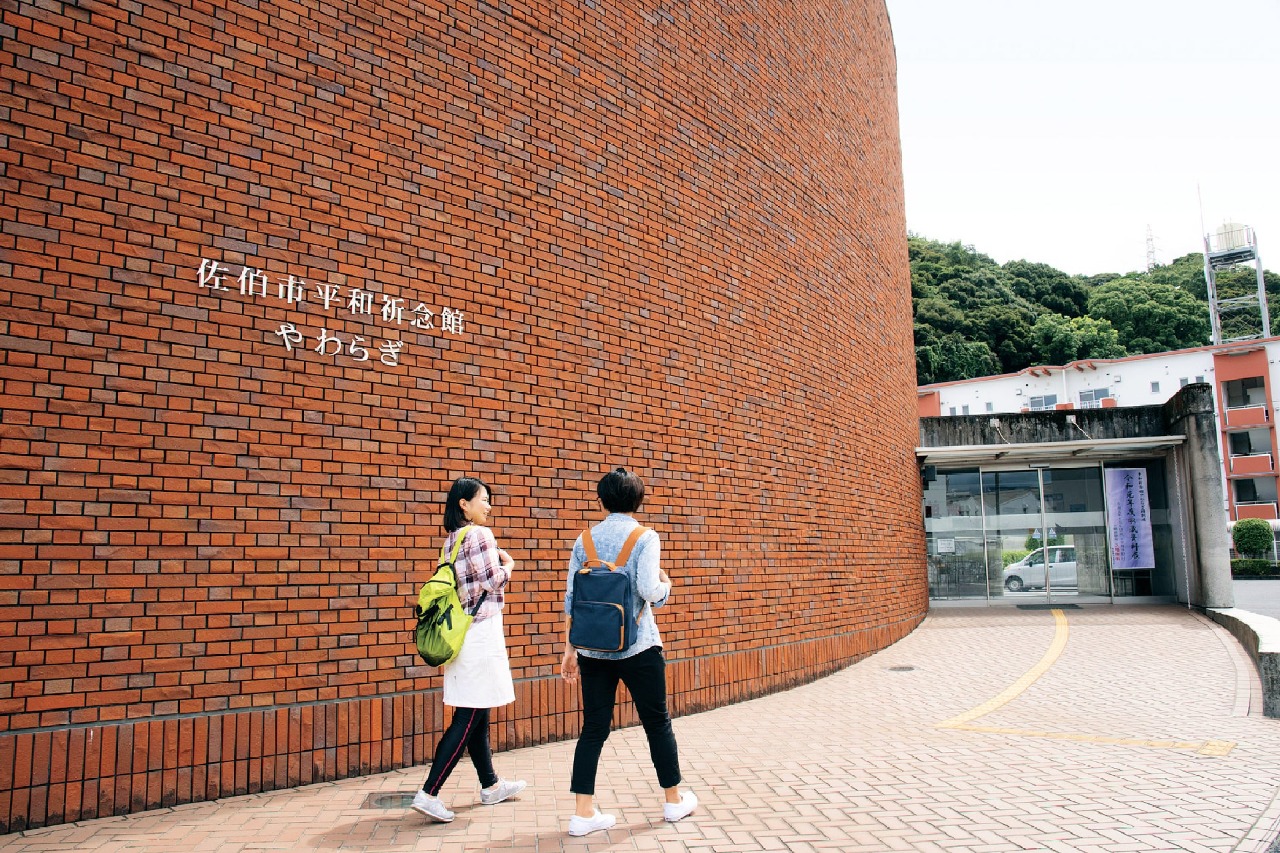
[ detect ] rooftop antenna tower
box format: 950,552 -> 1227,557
1204,223 -> 1269,344
1145,225 -> 1158,272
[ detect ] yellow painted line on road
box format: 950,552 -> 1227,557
935,608 -> 1236,757
937,608 -> 1070,728
947,725 -> 1236,756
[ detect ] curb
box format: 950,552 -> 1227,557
1205,607 -> 1280,718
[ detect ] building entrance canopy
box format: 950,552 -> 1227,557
917,385 -> 1234,611
917,435 -> 1185,468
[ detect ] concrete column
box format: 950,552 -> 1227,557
1173,386 -> 1234,609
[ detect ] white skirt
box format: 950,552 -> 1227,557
442,612 -> 515,708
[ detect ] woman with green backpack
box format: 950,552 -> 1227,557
410,476 -> 526,822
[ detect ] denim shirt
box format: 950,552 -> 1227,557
564,513 -> 669,660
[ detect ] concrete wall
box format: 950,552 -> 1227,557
920,404 -> 1168,447
919,384 -> 1233,609
0,0 -> 925,831
1204,609 -> 1280,718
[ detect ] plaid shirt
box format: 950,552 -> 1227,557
443,525 -> 508,622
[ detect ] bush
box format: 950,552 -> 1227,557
1231,558 -> 1276,577
1232,518 -> 1275,558
1024,534 -> 1064,551
1002,549 -> 1030,567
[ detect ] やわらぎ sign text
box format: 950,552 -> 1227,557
197,258 -> 467,369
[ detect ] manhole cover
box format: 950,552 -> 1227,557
888,666 -> 916,672
363,792 -> 418,810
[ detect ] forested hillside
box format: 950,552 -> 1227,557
910,236 -> 1280,385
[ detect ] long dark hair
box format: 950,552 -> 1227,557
443,476 -> 489,532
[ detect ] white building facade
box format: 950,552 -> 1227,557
919,338 -> 1280,524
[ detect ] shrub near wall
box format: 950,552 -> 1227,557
0,0 -> 925,831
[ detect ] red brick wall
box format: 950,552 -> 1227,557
0,0 -> 925,831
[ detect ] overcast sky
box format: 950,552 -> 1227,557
885,0 -> 1280,277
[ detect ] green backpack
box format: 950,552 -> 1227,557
413,526 -> 487,667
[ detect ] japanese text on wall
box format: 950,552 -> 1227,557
197,258 -> 466,369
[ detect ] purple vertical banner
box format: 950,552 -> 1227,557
1105,468 -> 1155,569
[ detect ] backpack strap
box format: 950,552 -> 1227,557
582,525 -> 649,570
439,525 -> 489,616
615,526 -> 648,566
439,524 -> 474,566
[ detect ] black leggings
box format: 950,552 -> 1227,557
571,646 -> 681,795
423,707 -> 498,795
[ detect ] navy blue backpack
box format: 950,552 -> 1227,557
568,525 -> 649,652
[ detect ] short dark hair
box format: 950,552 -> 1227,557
597,467 -> 644,513
443,476 -> 489,531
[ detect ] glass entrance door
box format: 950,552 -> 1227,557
983,466 -> 1112,603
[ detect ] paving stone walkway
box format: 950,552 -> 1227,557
2,605 -> 1278,852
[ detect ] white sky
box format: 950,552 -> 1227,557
885,0 -> 1280,277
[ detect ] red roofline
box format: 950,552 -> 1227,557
917,336 -> 1280,393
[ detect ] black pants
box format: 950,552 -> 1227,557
571,646 -> 681,795
423,707 -> 498,796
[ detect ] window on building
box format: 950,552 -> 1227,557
1028,394 -> 1057,411
1229,429 -> 1271,457
1224,376 -> 1266,409
1151,381 -> 1160,393
1196,375 -> 1205,383
1230,432 -> 1252,456
1234,477 -> 1278,505
985,402 -> 994,412
961,405 -> 970,415
1180,378 -> 1190,387
1078,388 -> 1111,409
949,406 -> 957,416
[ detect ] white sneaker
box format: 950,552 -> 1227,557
567,809 -> 616,836
410,790 -> 455,822
663,791 -> 697,822
480,778 -> 527,805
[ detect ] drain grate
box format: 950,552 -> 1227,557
363,792 -> 418,810
1016,603 -> 1081,610
888,666 -> 916,672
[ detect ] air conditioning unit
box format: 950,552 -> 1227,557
1014,388 -> 1024,396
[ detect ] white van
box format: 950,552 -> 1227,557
1002,546 -> 1077,592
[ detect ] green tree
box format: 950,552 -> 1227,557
1030,314 -> 1126,365
1086,278 -> 1210,353
914,296 -> 966,336
972,303 -> 1036,374
1147,253 -> 1208,300
1083,272 -> 1122,288
1232,517 -> 1274,558
909,234 -> 1276,384
1004,260 -> 1089,317
915,333 -> 1000,385
1025,532 -> 1065,551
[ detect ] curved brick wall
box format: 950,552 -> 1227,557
0,0 -> 924,830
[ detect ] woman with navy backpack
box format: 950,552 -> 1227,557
560,467 -> 697,836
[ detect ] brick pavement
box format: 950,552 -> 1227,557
2,605 -> 1278,852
